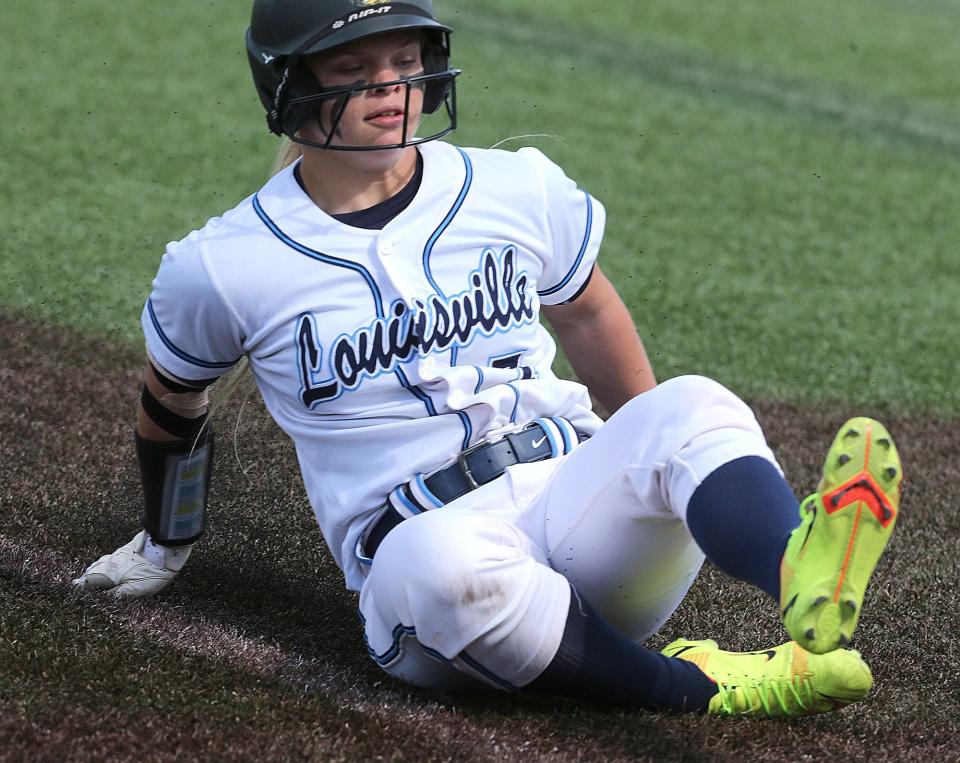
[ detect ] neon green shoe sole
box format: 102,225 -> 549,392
780,417 -> 903,655
663,638 -> 872,717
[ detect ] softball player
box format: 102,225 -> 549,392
75,0 -> 904,717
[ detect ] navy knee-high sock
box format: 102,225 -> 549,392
525,589 -> 717,712
685,455 -> 801,599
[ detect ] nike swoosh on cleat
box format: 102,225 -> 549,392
742,650 -> 777,661
665,645 -> 698,658
816,692 -> 853,709
799,504 -> 817,551
817,692 -> 852,702
782,593 -> 799,618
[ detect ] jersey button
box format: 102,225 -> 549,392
378,240 -> 394,256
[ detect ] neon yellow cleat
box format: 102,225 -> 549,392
662,638 -> 872,717
780,417 -> 903,655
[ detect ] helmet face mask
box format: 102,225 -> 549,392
246,0 -> 460,151
287,69 -> 458,151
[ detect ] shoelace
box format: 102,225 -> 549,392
715,673 -> 817,716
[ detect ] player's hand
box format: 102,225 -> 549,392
73,530 -> 192,598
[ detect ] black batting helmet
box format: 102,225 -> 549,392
246,0 -> 460,150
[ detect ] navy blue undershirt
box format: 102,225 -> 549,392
293,151 -> 423,230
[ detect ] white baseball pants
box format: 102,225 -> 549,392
358,375 -> 781,690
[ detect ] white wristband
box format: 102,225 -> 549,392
141,532 -> 169,568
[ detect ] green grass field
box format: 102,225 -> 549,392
2,0 -> 958,413
3,2 -> 960,761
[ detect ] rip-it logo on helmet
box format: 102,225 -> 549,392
333,5 -> 393,28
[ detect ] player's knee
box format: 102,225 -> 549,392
663,374 -> 744,405
624,374 -> 752,425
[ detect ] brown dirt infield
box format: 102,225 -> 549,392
2,312 -> 958,762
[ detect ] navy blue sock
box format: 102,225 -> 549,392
686,456 -> 801,599
525,590 -> 717,712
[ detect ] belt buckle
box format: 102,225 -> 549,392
453,420 -> 547,490
456,438 -> 490,490
454,421 -> 541,489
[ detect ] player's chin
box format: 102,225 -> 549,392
300,123 -> 416,152
314,129 -> 407,152
361,123 -> 422,149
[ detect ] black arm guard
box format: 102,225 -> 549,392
135,428 -> 214,546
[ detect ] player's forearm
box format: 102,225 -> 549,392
556,307 -> 656,414
136,360 -> 213,547
74,363 -> 210,596
544,268 -> 656,414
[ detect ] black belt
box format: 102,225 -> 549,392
360,418 -> 581,560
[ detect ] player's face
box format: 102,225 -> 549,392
302,31 -> 426,150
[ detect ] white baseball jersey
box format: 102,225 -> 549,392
142,139 -> 606,591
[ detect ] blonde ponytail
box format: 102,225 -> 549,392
271,137 -> 303,175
